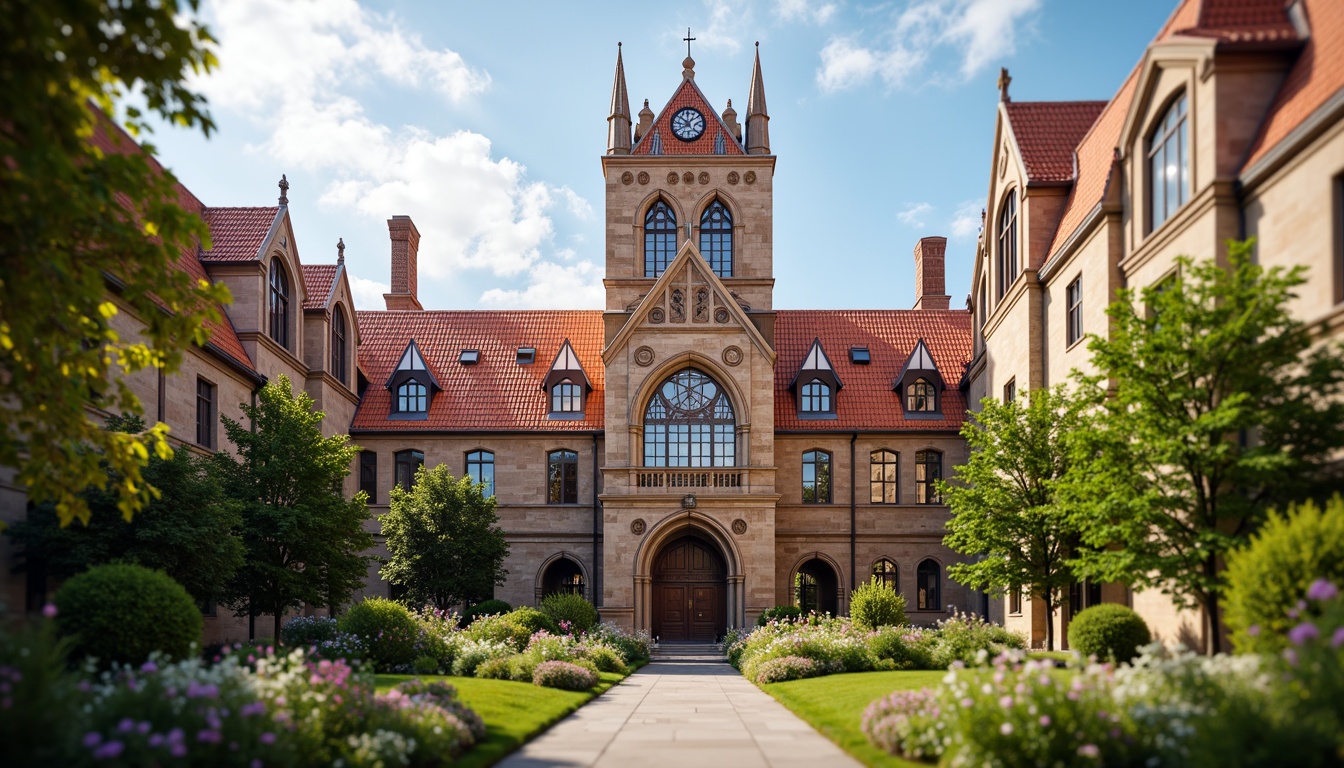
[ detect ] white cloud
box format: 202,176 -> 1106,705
816,0 -> 1041,92
479,259 -> 605,309
949,199 -> 983,239
777,0 -> 838,24
691,0 -> 750,55
347,274 -> 391,311
896,202 -> 935,228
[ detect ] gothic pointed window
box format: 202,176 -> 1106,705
713,130 -> 726,155
699,200 -> 733,277
331,306 -> 348,386
917,559 -> 941,610
873,558 -> 898,591
644,201 -> 677,277
268,259 -> 290,349
649,129 -> 663,155
997,190 -> 1018,298
642,369 -> 736,467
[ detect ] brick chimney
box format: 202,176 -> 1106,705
384,215 -> 424,311
913,236 -> 950,311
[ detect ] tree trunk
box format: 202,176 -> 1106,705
1203,556 -> 1223,655
1044,595 -> 1055,651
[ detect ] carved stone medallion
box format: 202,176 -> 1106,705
650,307 -> 665,324
727,171 -> 740,185
637,171 -> 650,185
667,171 -> 679,184
731,518 -> 748,535
744,170 -> 757,184
634,346 -> 655,367
621,171 -> 634,185
698,172 -> 710,185
714,307 -> 730,324
683,171 -> 694,184
722,345 -> 743,366
631,518 -> 647,535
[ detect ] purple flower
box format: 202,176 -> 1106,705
140,660 -> 158,674
1289,622 -> 1320,646
1333,627 -> 1344,650
1306,579 -> 1339,602
149,734 -> 164,748
260,732 -> 276,745
41,603 -> 58,619
117,718 -> 135,733
1285,649 -> 1299,667
170,743 -> 188,758
93,741 -> 124,760
1039,715 -> 1051,727
1247,624 -> 1261,637
83,732 -> 103,748
137,721 -> 151,735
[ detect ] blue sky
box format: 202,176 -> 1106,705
150,0 -> 1178,311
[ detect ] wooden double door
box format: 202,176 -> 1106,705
651,535 -> 727,643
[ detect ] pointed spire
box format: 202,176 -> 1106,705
337,237 -> 345,264
746,42 -> 771,155
278,174 -> 289,206
607,42 -> 632,155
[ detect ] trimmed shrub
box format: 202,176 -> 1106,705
465,608 -> 559,650
540,592 -> 600,633
413,655 -> 441,675
588,622 -> 652,665
756,605 -> 803,626
1224,496 -> 1344,653
583,645 -> 628,674
473,655 -> 515,680
754,655 -> 828,684
867,627 -> 934,670
462,599 -> 511,626
850,577 -> 908,630
508,606 -> 560,637
54,563 -> 201,666
452,639 -> 513,677
1067,603 -> 1151,663
533,660 -> 597,691
281,615 -> 339,648
338,597 -> 420,671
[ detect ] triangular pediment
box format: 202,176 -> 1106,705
543,339 -> 591,392
789,338 -> 843,391
602,240 -> 775,364
632,76 -> 744,156
385,339 -> 440,391
893,339 -> 945,392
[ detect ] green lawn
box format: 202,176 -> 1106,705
763,670 -> 946,768
376,671 -> 626,768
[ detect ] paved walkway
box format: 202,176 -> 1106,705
496,659 -> 862,768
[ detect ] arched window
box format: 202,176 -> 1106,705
396,379 -> 427,413
467,450 -> 494,498
915,450 -> 942,504
548,449 -> 578,504
551,379 -> 582,413
394,449 -> 424,492
907,378 -> 937,412
800,379 -> 831,413
873,559 -> 898,591
642,369 -> 736,467
870,449 -> 898,504
331,306 -> 348,386
268,259 -> 290,348
644,200 -> 677,277
541,557 -> 585,597
802,450 -> 831,504
917,559 -> 941,610
1148,92 -> 1189,232
997,190 -> 1018,299
699,199 -> 733,277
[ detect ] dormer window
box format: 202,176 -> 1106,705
907,379 -> 937,412
460,349 -> 480,365
386,340 -> 439,420
893,339 -> 945,418
552,379 -> 582,413
800,379 -> 831,413
790,338 -> 841,418
850,347 -> 871,364
517,347 -> 536,365
397,379 -> 427,413
544,339 -> 591,419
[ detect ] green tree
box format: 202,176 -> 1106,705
1,1 -> 230,527
1063,241 -> 1344,654
6,414 -> 244,605
380,465 -> 509,610
940,386 -> 1085,651
215,376 -> 372,642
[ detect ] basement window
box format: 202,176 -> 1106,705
459,349 -> 480,365
850,347 -> 871,364
516,347 -> 536,365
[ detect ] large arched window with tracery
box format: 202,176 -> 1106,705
642,369 -> 736,467
699,200 -> 733,278
644,200 -> 677,277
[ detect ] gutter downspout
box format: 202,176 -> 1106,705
592,432 -> 602,607
850,432 -> 857,604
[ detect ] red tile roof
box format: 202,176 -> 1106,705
632,77 -> 745,156
1003,101 -> 1107,183
200,207 -> 280,262
1243,0 -> 1343,170
774,310 -> 972,432
352,311 -> 607,432
1174,0 -> 1298,43
302,264 -> 340,310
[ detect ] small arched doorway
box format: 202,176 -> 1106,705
540,557 -> 585,599
795,558 -> 839,616
651,534 -> 727,642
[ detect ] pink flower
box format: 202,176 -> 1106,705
1306,579 -> 1339,602
1039,715 -> 1051,727
1332,627 -> 1344,650
1247,624 -> 1261,637
41,603 -> 57,619
1078,743 -> 1100,758
1000,722 -> 1013,735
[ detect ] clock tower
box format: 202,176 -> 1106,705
596,42 -> 780,638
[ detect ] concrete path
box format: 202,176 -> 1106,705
496,659 -> 862,768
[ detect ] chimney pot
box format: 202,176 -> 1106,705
384,215 -> 424,311
913,236 -> 950,311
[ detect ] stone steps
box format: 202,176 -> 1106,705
651,643 -> 727,663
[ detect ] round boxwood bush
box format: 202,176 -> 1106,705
55,563 -> 202,666
540,592 -> 599,633
533,660 -> 597,691
1067,604 -> 1151,663
507,607 -> 559,639
338,597 -> 420,671
1224,496 -> 1344,653
850,577 -> 908,630
756,605 -> 803,626
462,599 -> 512,626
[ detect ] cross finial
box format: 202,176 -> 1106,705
337,237 -> 345,264
997,67 -> 1012,102
278,174 -> 290,205
684,27 -> 696,58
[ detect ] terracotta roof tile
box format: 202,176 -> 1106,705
1003,101 -> 1107,183
1243,0 -> 1343,170
301,264 -> 339,310
200,207 -> 280,262
352,311 -> 607,432
1175,0 -> 1297,43
632,78 -> 745,156
774,310 -> 972,432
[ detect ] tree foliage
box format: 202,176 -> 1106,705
0,1 -> 230,526
215,376 -> 372,642
7,414 -> 244,605
380,465 -> 509,610
940,386 -> 1085,650
1063,241 -> 1344,654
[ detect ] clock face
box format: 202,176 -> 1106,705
671,107 -> 706,141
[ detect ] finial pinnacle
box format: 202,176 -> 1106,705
278,174 -> 289,206
684,27 -> 696,58
997,67 -> 1012,102
337,237 -> 345,264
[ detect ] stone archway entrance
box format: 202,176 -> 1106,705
651,534 -> 727,642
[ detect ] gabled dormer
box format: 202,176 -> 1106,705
893,339 -> 945,417
789,338 -> 841,418
544,339 -> 591,419
385,339 -> 439,420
